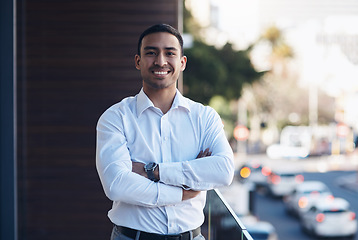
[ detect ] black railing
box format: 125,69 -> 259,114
202,189 -> 253,240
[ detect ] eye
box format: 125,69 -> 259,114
145,51 -> 156,56
167,52 -> 175,56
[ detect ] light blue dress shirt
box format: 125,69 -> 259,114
96,88 -> 234,235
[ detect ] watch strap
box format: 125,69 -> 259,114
144,162 -> 159,182
147,169 -> 157,182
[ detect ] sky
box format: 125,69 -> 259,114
188,0 -> 358,91
187,0 -> 358,129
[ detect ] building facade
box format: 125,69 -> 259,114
2,0 -> 182,239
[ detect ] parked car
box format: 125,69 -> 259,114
266,168 -> 304,197
246,221 -> 278,240
266,126 -> 311,159
240,215 -> 278,240
284,180 -> 333,217
300,197 -> 357,238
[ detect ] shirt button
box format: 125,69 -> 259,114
164,137 -> 168,141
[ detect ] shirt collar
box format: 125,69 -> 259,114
137,88 -> 154,117
172,90 -> 190,112
136,88 -> 190,117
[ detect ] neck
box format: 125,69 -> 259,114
143,87 -> 176,114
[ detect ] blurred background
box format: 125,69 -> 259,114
1,0 -> 358,239
182,1 -> 358,239
183,0 -> 358,159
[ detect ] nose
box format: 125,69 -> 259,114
154,52 -> 167,66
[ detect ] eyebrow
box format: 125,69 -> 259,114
143,46 -> 179,52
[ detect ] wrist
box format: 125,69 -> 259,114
144,162 -> 159,182
153,164 -> 160,181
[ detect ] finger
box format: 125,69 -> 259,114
204,148 -> 212,157
204,148 -> 209,155
196,150 -> 203,158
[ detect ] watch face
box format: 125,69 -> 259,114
145,162 -> 156,171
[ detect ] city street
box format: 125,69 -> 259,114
255,171 -> 358,240
220,153 -> 358,239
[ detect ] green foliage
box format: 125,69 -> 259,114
209,95 -> 236,138
183,41 -> 263,105
182,0 -> 264,140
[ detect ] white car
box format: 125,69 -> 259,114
240,215 -> 278,240
284,180 -> 333,217
246,221 -> 278,240
300,197 -> 357,238
266,169 -> 304,197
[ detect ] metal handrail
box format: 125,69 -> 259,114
203,189 -> 254,240
214,189 -> 253,240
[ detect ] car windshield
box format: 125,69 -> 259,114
323,209 -> 346,214
303,190 -> 325,194
280,173 -> 296,177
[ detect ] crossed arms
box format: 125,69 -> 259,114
96,106 -> 235,207
132,148 -> 212,201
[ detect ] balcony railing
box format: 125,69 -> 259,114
202,189 -> 253,240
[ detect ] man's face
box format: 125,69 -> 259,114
135,32 -> 187,90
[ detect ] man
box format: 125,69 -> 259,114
96,24 -> 234,240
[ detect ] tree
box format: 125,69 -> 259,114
182,1 -> 263,141
182,0 -> 262,105
243,25 -> 335,149
183,41 -> 262,105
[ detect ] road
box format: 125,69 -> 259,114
220,154 -> 358,239
254,171 -> 358,240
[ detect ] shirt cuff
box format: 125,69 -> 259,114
157,183 -> 182,206
158,162 -> 183,187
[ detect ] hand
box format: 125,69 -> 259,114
182,189 -> 201,201
182,148 -> 212,201
196,148 -> 212,158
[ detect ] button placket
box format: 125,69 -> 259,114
161,114 -> 171,163
166,206 -> 179,234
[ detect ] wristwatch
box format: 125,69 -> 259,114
144,162 -> 159,182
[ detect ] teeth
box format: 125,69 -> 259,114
154,71 -> 168,75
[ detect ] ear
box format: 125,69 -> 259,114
180,56 -> 187,71
135,55 -> 141,70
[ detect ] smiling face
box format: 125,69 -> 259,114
135,32 -> 187,92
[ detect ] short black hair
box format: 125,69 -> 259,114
137,23 -> 184,56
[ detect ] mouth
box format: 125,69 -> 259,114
153,71 -> 169,75
152,69 -> 171,77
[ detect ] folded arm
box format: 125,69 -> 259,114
158,111 -> 235,191
131,148 -> 213,201
96,112 -> 183,207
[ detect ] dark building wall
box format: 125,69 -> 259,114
17,1 -> 181,239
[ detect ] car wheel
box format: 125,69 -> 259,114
300,222 -> 310,236
311,228 -> 325,239
285,205 -> 294,216
345,234 -> 356,239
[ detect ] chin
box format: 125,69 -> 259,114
144,80 -> 176,90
